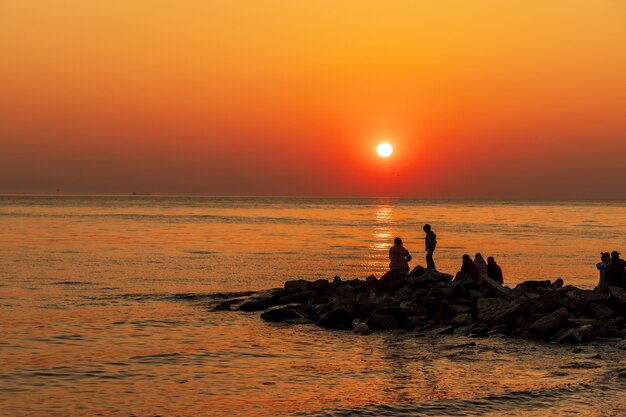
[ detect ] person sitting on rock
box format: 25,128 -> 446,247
596,252 -> 611,287
605,251 -> 626,290
455,253 -> 479,282
487,256 -> 503,284
474,253 -> 488,279
379,237 -> 412,291
389,237 -> 412,275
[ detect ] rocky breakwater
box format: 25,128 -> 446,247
213,267 -> 626,345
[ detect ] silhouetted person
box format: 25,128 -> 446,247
455,253 -> 479,281
389,237 -> 412,275
487,256 -> 503,284
379,237 -> 412,291
474,253 -> 488,279
596,252 -> 611,287
605,251 -> 626,290
423,224 -> 437,271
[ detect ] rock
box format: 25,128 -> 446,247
398,301 -> 429,316
482,276 -> 510,297
405,273 -> 435,287
557,328 -> 582,344
237,289 -> 281,311
520,280 -> 552,289
432,325 -> 454,335
394,284 -> 416,301
577,324 -> 594,341
408,266 -> 428,277
590,303 -> 615,320
317,307 -> 355,329
468,290 -> 485,300
551,278 -> 564,288
567,318 -> 597,327
309,279 -> 330,293
261,304 -> 309,323
284,279 -> 312,292
430,270 -> 454,283
404,316 -> 429,330
369,313 -> 400,329
451,313 -> 473,327
616,339 -> 626,350
279,291 -> 316,305
352,322 -> 371,335
448,304 -> 474,315
529,307 -> 569,336
477,298 -> 515,323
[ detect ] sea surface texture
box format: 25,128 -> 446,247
1,196 -> 626,416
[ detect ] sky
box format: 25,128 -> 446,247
0,0 -> 625,199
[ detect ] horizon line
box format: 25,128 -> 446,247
1,192 -> 625,204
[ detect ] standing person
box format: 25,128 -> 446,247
596,252 -> 611,287
605,251 -> 626,290
388,237 -> 412,275
423,224 -> 437,271
474,253 -> 488,279
487,256 -> 504,284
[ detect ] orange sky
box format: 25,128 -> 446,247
1,1 -> 625,198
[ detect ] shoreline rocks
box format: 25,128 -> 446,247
215,266 -> 626,344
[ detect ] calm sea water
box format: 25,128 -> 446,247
1,196 -> 626,416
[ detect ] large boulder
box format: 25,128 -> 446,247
529,307 -> 570,336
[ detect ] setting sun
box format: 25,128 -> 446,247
376,142 -> 393,158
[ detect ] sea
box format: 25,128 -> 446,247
1,196 -> 626,416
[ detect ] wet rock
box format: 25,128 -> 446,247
237,289 -> 282,311
261,304 -> 309,323
577,324 -> 594,341
557,328 -> 582,344
529,307 -> 569,336
405,316 -> 429,330
352,322 -> 371,335
432,325 -> 454,335
317,306 -> 355,329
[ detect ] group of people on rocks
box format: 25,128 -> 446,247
385,224 -> 504,285
457,252 -> 503,284
386,224 -> 626,290
596,251 -> 626,290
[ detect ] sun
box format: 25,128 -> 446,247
376,142 -> 393,158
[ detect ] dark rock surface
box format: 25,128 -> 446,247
216,270 -> 626,344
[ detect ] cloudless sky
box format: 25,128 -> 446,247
1,1 -> 625,199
